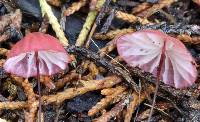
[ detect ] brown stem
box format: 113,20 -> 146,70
35,51 -> 41,122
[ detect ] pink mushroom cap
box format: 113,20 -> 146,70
4,32 -> 71,78
116,30 -> 197,88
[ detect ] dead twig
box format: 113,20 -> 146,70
75,0 -> 105,46
99,41 -> 116,57
115,10 -> 151,24
94,28 -> 135,40
42,75 -> 122,105
46,0 -> 62,7
0,102 -> 27,109
94,95 -> 130,122
12,77 -> 37,122
88,85 -> 126,116
125,85 -> 155,122
63,0 -> 87,16
132,2 -> 151,15
67,46 -> 139,91
137,0 -> 175,18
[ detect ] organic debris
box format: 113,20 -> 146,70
0,0 -> 200,122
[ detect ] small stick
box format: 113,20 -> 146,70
137,0 -> 175,18
63,0 -> 87,16
94,96 -> 130,122
88,85 -> 126,116
132,2 -> 151,15
99,41 -> 116,57
0,101 -> 27,109
94,28 -> 135,40
75,0 -> 106,46
46,0 -> 62,7
39,0 -> 69,46
115,10 -> 151,24
42,75 -> 122,105
124,85 -> 155,122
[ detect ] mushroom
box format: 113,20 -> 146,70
115,30 -> 197,121
116,29 -> 197,88
3,32 -> 71,121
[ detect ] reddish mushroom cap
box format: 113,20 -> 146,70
116,30 -> 197,88
7,32 -> 67,58
4,32 -> 71,78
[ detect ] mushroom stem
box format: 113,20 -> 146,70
147,41 -> 166,122
35,51 -> 41,122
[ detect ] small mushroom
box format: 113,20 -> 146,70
116,29 -> 197,88
3,32 -> 71,121
116,29 -> 198,121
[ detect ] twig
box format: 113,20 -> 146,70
94,28 -> 135,40
39,0 -> 69,46
82,62 -> 100,80
115,10 -> 151,24
132,2 -> 151,15
54,72 -> 79,90
12,77 -> 37,122
94,95 -> 130,122
110,56 -> 123,65
125,85 -> 155,122
137,0 -> 175,18
67,46 -> 139,91
75,0 -> 106,46
100,8 -> 115,34
42,75 -> 122,105
46,0 -> 62,7
63,0 -> 87,16
99,41 -> 116,57
39,14 -> 49,33
0,102 -> 27,109
136,22 -> 200,35
40,76 -> 55,89
177,34 -> 200,44
88,85 -> 126,116
0,48 -> 8,57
